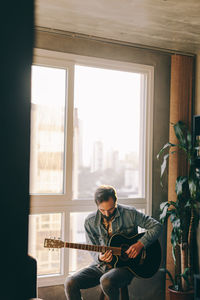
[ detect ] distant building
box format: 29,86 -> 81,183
30,102 -> 65,194
91,141 -> 103,172
105,149 -> 119,171
124,169 -> 138,192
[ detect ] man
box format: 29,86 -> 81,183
65,185 -> 162,300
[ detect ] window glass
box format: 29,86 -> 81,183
69,212 -> 93,273
73,65 -> 142,199
28,213 -> 62,276
30,66 -> 66,194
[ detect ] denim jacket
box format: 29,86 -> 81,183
84,203 -> 162,266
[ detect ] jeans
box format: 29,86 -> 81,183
64,265 -> 134,300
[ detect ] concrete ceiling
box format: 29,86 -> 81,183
35,0 -> 200,54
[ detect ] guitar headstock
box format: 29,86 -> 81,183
44,238 -> 64,249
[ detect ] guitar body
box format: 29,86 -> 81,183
108,232 -> 161,278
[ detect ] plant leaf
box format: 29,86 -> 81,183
157,142 -> 176,160
175,176 -> 188,196
167,208 -> 177,216
189,178 -> 197,199
181,268 -> 190,288
173,121 -> 187,147
171,223 -> 181,249
170,215 -> 181,230
187,131 -> 192,150
168,201 -> 177,208
160,201 -> 169,210
185,200 -> 191,208
160,202 -> 170,222
160,154 -> 169,180
160,268 -> 175,286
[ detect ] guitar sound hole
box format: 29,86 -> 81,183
120,244 -> 129,261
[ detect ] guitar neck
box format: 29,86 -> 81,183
64,242 -> 120,255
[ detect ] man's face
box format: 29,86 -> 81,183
98,197 -> 116,220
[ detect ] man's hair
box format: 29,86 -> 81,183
94,185 -> 117,205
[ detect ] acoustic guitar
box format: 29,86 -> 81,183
44,232 -> 161,278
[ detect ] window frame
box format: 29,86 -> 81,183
29,48 -> 154,287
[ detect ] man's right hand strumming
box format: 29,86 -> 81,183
99,250 -> 113,262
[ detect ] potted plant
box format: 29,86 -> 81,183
157,121 -> 200,299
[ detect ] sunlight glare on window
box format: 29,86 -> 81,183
73,65 -> 142,199
30,66 -> 66,194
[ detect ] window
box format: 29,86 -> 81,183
73,66 -> 143,199
69,212 -> 93,273
29,49 -> 154,287
30,65 -> 66,194
29,213 -> 62,275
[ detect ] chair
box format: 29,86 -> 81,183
99,286 -> 129,300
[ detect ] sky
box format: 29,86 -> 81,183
31,65 -> 66,106
74,65 -> 141,163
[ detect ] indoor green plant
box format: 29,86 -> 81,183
157,121 -> 200,297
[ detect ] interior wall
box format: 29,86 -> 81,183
35,29 -> 171,300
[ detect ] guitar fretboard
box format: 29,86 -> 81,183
64,242 -> 120,255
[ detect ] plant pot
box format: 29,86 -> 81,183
168,286 -> 194,300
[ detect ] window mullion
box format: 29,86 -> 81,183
146,68 -> 154,216
63,209 -> 70,279
64,64 -> 74,201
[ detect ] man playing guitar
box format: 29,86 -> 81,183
64,185 -> 162,300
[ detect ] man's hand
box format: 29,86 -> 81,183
126,241 -> 144,258
99,250 -> 113,262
